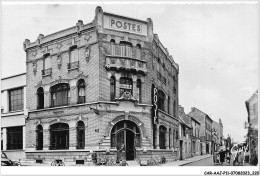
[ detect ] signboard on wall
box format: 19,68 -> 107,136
153,87 -> 158,124
103,14 -> 147,36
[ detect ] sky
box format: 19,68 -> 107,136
1,2 -> 258,143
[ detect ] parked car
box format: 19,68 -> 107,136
1,152 -> 21,166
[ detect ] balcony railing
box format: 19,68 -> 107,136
67,61 -> 79,70
42,68 -> 52,76
105,55 -> 147,75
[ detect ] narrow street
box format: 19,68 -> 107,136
184,156 -> 230,166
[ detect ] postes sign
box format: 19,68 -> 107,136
103,14 -> 147,36
153,87 -> 158,124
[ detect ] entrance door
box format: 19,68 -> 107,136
126,130 -> 135,160
180,141 -> 183,160
111,120 -> 140,161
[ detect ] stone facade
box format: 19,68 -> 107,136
245,90 -> 258,165
190,116 -> 201,156
178,106 -> 192,160
23,6 -> 179,164
188,107 -> 213,155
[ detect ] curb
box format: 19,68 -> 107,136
179,155 -> 212,166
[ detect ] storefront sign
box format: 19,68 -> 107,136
104,14 -> 147,36
153,87 -> 158,124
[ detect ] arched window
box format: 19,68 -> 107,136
119,41 -> 132,57
137,79 -> 142,103
37,87 -> 44,109
36,125 -> 43,150
77,79 -> 86,104
111,120 -> 141,148
119,77 -> 133,96
169,128 -> 171,149
110,76 -> 116,101
159,126 -> 166,149
173,100 -> 176,116
50,123 -> 69,150
168,96 -> 170,114
110,39 -> 116,56
158,90 -> 165,111
50,83 -> 70,107
77,121 -> 85,149
136,44 -> 141,59
173,129 -> 175,147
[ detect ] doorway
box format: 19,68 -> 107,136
180,141 -> 183,160
111,120 -> 141,161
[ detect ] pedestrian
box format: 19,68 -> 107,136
233,148 -> 239,166
237,148 -> 244,166
218,149 -> 225,165
213,151 -> 218,165
226,148 -> 231,165
239,147 -> 245,166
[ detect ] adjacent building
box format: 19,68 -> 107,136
179,106 -> 192,160
190,116 -> 201,156
188,107 -> 213,155
245,90 -> 258,165
212,120 -> 221,152
23,6 -> 180,164
1,73 -> 26,161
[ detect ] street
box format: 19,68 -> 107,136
184,156 -> 230,166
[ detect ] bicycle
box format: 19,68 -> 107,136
51,159 -> 65,166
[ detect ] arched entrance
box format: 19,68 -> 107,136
111,120 -> 141,161
50,123 -> 69,150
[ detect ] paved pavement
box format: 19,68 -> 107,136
163,154 -> 212,166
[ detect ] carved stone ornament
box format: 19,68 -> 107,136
33,61 -> 37,75
85,46 -> 91,62
57,53 -> 62,70
116,92 -> 137,102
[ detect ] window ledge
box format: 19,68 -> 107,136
1,110 -> 24,117
68,67 -> 79,71
2,149 -> 25,152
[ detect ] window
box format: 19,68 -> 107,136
7,126 -> 23,150
159,126 -> 166,149
110,120 -> 141,148
68,47 -> 79,69
110,39 -> 116,56
168,96 -> 170,114
173,129 -> 175,147
37,87 -> 44,109
1,129 -> 3,150
110,76 -> 116,101
157,90 -> 165,111
169,128 -> 171,148
77,121 -> 85,149
173,100 -> 176,116
77,79 -> 86,104
9,88 -> 24,111
137,79 -> 142,103
119,77 -> 133,96
42,54 -> 52,76
136,44 -> 141,59
50,123 -> 69,150
36,125 -> 43,150
50,83 -> 70,107
119,42 -> 132,57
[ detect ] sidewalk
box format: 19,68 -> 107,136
163,154 -> 212,166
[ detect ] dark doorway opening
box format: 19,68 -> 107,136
126,130 -> 135,160
50,123 -> 69,150
111,120 -> 141,161
180,141 -> 183,160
